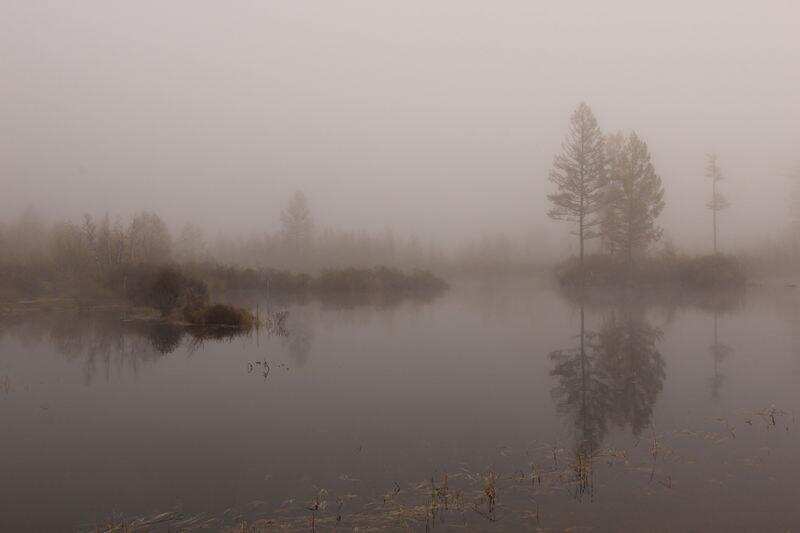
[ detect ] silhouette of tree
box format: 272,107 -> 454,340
603,133 -> 665,274
547,103 -> 607,273
705,153 -> 730,254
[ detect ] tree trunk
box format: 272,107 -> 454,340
627,199 -> 634,281
580,304 -> 586,434
712,179 -> 718,254
627,241 -> 633,281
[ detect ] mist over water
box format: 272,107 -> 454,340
2,2 -> 800,531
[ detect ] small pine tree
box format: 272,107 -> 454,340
705,153 -> 730,254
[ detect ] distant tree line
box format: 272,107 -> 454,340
0,194 -> 556,299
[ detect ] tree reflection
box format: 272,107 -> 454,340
42,313 -> 172,385
550,305 -> 612,457
595,308 -> 665,437
147,323 -> 185,355
708,311 -> 733,399
283,316 -> 313,367
550,302 -> 666,456
0,308 -> 316,384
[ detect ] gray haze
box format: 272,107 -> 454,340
2,0 -> 799,252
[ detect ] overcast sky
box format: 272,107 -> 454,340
2,0 -> 798,251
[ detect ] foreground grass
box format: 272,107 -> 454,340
76,404 -> 795,532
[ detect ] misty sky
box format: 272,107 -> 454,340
2,1 -> 798,251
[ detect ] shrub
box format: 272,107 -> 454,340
110,265 -> 209,316
556,253 -> 747,288
675,253 -> 747,289
148,267 -> 190,315
311,266 -> 449,293
0,263 -> 53,298
196,303 -> 254,328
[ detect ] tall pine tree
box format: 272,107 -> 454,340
548,103 -> 607,272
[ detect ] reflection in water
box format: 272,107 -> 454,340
43,313 -> 178,385
0,311 -> 293,384
550,305 -> 612,458
550,301 -> 666,459
282,315 -> 313,367
708,311 -> 734,399
3,284 -> 800,531
147,323 -> 185,355
0,293 -> 424,391
597,307 -> 665,437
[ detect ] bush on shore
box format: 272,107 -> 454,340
181,263 -> 448,295
188,303 -> 255,328
312,266 -> 449,293
2,259 -> 448,315
183,263 -> 311,293
107,265 -> 254,329
108,265 -> 209,316
676,253 -> 747,288
556,252 -> 747,289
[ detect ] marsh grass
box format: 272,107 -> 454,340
74,404 -> 795,532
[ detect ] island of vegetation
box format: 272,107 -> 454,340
546,103 -> 749,289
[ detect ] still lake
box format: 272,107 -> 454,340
2,278 -> 799,531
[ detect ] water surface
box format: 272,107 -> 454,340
2,280 -> 799,531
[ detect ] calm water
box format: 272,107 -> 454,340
2,279 -> 800,531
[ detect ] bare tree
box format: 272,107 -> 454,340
280,190 -> 314,254
95,214 -> 114,273
127,211 -> 172,264
50,221 -> 91,276
705,153 -> 730,254
10,206 -> 48,264
80,214 -> 98,269
175,222 -> 207,263
548,103 -> 607,271
603,132 -> 665,274
784,163 -> 800,255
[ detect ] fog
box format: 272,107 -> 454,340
2,0 -> 799,252
5,5 -> 800,530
